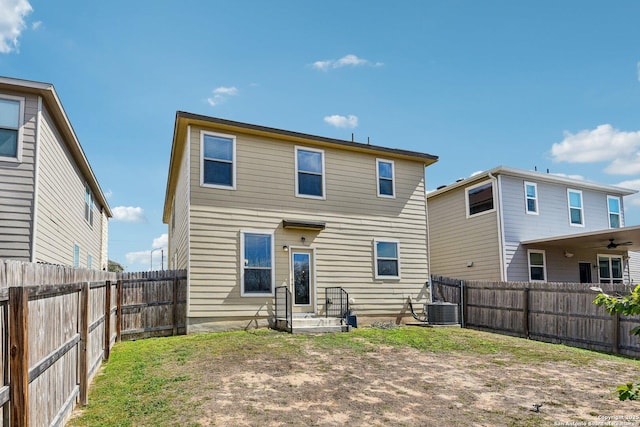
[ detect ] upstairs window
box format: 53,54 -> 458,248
466,180 -> 494,217
528,250 -> 546,282
0,96 -> 24,162
607,196 -> 621,229
85,186 -> 94,226
374,239 -> 400,279
240,231 -> 274,296
376,159 -> 395,198
567,189 -> 584,226
201,131 -> 235,189
295,147 -> 325,199
524,181 -> 538,215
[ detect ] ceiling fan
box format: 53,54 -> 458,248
606,238 -> 633,249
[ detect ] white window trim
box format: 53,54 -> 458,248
527,249 -> 547,282
607,195 -> 622,229
465,179 -> 496,219
87,254 -> 93,270
567,189 -> 585,227
0,94 -> 25,163
200,130 -> 237,190
597,254 -> 624,284
294,146 -> 326,200
524,181 -> 538,215
376,158 -> 396,199
374,238 -> 401,279
240,230 -> 275,297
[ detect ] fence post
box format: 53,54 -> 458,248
116,280 -> 122,342
104,280 -> 111,360
461,281 -> 468,328
9,286 -> 29,427
522,288 -> 530,339
79,282 -> 90,406
612,312 -> 620,354
172,276 -> 178,336
459,280 -> 466,328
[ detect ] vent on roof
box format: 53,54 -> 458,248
425,302 -> 459,325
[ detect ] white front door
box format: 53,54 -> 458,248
291,249 -> 315,312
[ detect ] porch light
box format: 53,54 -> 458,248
564,251 -> 574,258
282,245 -> 289,252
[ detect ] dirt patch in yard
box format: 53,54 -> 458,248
173,330 -> 640,426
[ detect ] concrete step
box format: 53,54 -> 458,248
274,315 -> 350,333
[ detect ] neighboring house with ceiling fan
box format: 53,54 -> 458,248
427,166 -> 640,285
0,77 -> 111,269
162,112 -> 438,333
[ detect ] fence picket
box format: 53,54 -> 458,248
0,259 -> 187,426
431,275 -> 640,358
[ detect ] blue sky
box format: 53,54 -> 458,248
2,1 -> 640,271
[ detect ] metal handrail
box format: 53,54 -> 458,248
275,286 -> 292,333
325,287 -> 349,320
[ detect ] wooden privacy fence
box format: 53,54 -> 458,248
431,275 -> 640,358
0,260 -> 187,427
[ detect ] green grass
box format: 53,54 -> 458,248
69,326 -> 638,426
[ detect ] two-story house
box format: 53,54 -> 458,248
427,166 -> 639,284
162,112 -> 438,333
0,77 -> 111,269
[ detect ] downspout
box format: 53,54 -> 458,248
424,167 -> 433,303
30,96 -> 43,263
489,172 -> 506,281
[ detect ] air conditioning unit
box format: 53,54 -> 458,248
425,302 -> 460,325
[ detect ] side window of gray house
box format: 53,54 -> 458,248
524,181 -> 538,214
567,189 -> 584,226
0,95 -> 24,162
607,196 -> 621,228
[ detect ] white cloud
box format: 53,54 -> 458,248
604,153 -> 640,175
112,206 -> 146,223
31,20 -> 40,30
125,233 -> 169,270
125,250 -> 150,266
207,86 -> 238,106
324,114 -> 358,129
469,170 -> 484,177
152,233 -> 168,249
616,179 -> 640,207
104,189 -> 113,199
0,0 -> 33,53
550,124 -> 640,165
312,54 -> 383,71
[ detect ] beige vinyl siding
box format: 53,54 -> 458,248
428,186 -> 502,281
0,91 -> 37,260
34,105 -> 105,267
169,129 -> 190,270
187,126 -> 429,320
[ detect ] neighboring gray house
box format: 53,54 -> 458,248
0,77 -> 111,269
427,166 -> 640,284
